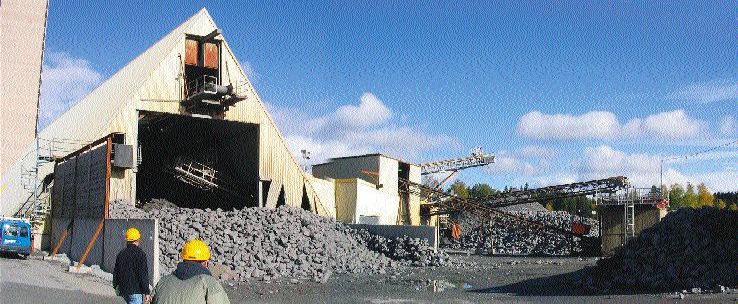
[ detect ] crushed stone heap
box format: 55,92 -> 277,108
110,200 -> 449,282
446,210 -> 599,256
588,207 -> 737,291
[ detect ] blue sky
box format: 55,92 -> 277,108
40,1 -> 737,191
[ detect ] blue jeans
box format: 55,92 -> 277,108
124,294 -> 143,304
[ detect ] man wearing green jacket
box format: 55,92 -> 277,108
152,239 -> 230,304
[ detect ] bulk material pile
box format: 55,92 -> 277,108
110,201 -> 448,282
589,207 -> 737,291
447,210 -> 599,256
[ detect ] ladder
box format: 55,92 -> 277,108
623,201 -> 635,244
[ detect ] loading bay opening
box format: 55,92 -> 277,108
136,111 -> 259,210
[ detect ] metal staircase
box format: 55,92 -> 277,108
15,137 -> 89,231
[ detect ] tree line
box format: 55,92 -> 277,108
666,182 -> 738,210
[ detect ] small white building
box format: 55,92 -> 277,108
312,154 -> 422,225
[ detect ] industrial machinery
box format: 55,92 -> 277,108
401,176 -> 631,255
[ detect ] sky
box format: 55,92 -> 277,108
40,1 -> 737,192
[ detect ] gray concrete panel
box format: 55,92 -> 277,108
103,219 -> 159,286
69,218 -> 104,266
349,224 -> 438,249
50,218 -> 73,256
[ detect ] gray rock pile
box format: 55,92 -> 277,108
589,207 -> 737,291
354,230 -> 450,267
110,201 -> 449,282
447,210 -> 599,256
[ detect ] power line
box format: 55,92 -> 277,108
659,138 -> 737,189
663,139 -> 738,162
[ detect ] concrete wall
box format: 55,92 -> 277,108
335,178 -> 399,225
407,165 -> 422,225
355,180 -> 399,225
349,224 -> 439,249
50,218 -> 73,255
69,218 -> 105,266
103,219 -> 159,286
0,0 -> 47,174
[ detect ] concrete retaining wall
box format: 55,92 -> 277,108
349,224 -> 438,249
69,218 -> 105,266
103,218 -> 159,286
50,218 -> 73,255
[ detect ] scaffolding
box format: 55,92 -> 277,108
15,137 -> 92,231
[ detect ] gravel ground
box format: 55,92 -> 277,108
221,255 -> 738,303
0,254 -> 121,304
3,254 -> 736,303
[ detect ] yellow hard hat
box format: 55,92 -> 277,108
125,227 -> 141,242
181,239 -> 211,261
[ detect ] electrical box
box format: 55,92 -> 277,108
112,144 -> 134,169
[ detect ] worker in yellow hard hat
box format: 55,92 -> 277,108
152,239 -> 230,304
113,227 -> 151,304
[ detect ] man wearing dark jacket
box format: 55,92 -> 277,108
114,227 -> 150,304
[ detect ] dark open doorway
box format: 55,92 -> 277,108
136,112 -> 259,210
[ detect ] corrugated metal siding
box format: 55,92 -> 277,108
3,9 -> 328,215
309,177 -> 335,218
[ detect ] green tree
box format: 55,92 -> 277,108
684,183 -> 698,208
729,203 -> 738,211
449,180 -> 469,199
468,183 -> 497,199
715,199 -> 727,209
668,183 -> 686,209
545,202 -> 554,211
697,183 -> 714,207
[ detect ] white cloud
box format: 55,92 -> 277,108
335,92 -> 392,127
269,92 -> 454,165
579,145 -> 661,186
517,110 -> 706,140
39,52 -> 102,129
577,145 -> 737,192
517,111 -> 619,139
518,145 -> 557,158
667,79 -> 737,104
720,115 -> 737,136
483,149 -> 538,177
623,110 -> 706,139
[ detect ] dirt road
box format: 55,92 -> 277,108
1,254 -> 735,303
0,255 -> 122,304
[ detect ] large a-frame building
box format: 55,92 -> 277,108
1,9 -> 332,219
